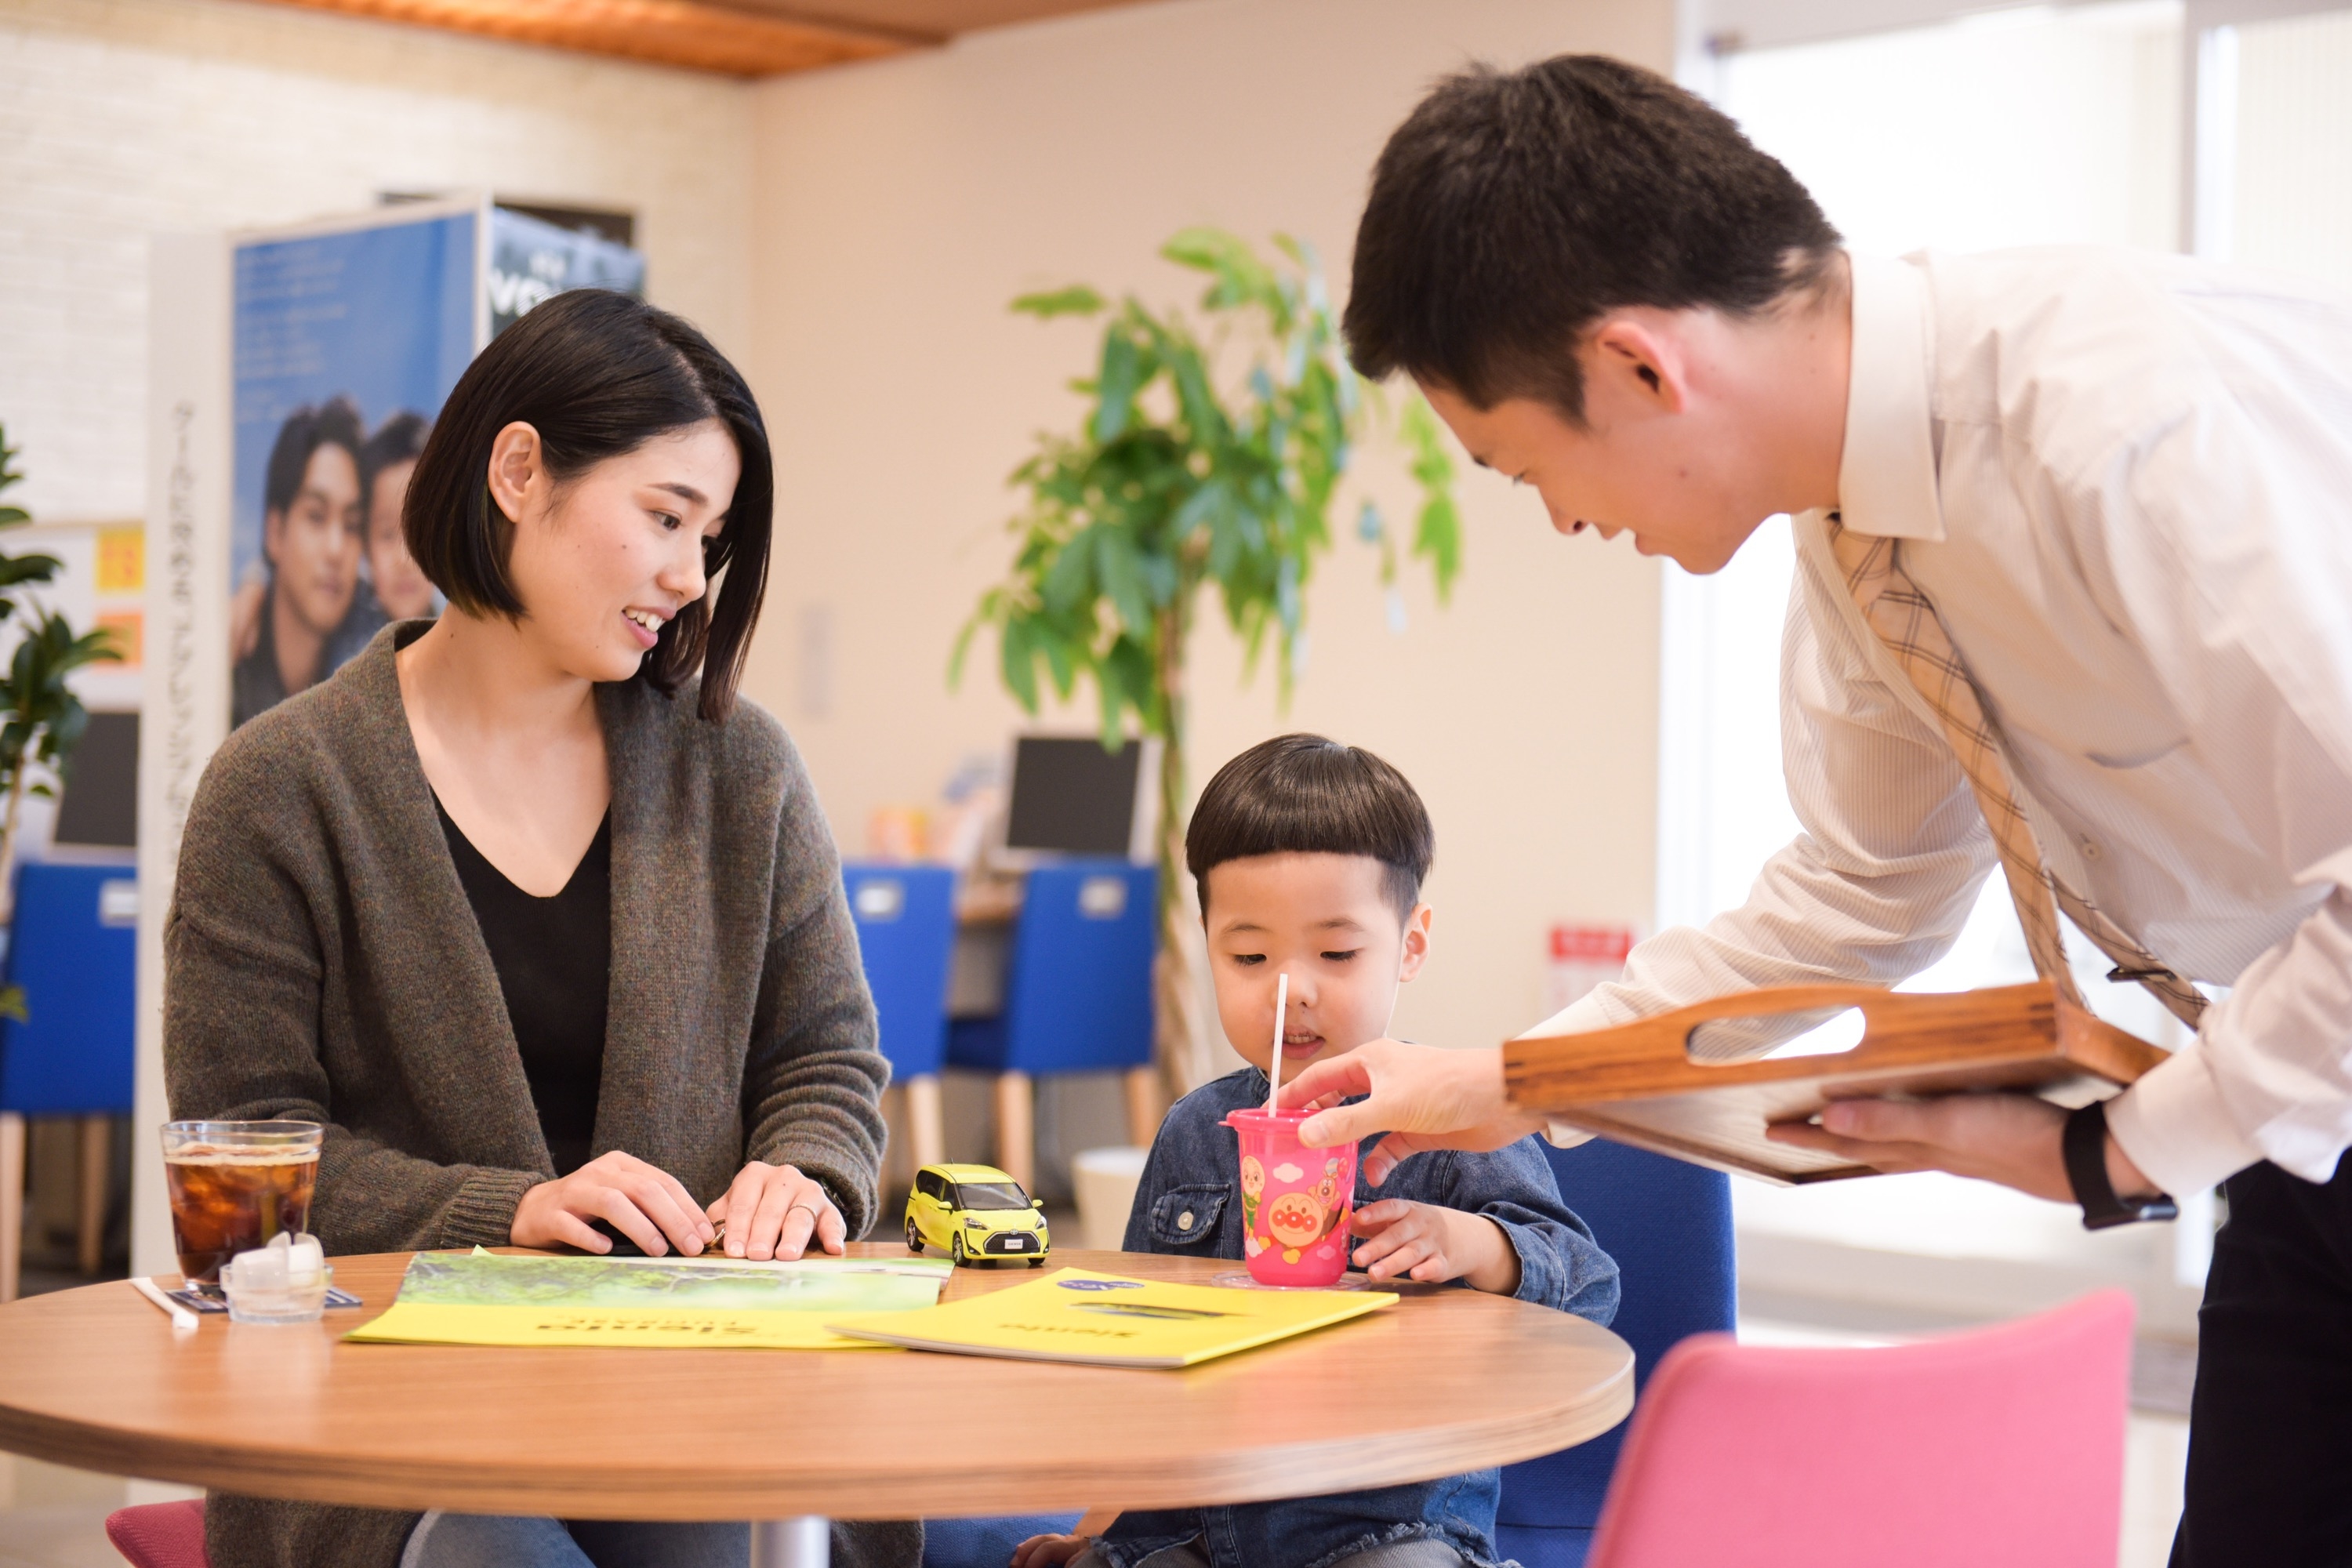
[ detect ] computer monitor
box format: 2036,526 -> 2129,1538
1001,735 -> 1157,864
54,711 -> 139,850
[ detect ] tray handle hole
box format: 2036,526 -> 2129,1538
1686,1005 -> 1867,1064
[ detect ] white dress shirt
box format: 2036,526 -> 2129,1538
1538,248 -> 2352,1200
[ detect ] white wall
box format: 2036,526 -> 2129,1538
743,0 -> 1677,1062
0,0 -> 754,525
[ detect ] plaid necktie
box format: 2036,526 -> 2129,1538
1828,514 -> 2206,1029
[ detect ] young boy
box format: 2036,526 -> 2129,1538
1014,733 -> 1620,1568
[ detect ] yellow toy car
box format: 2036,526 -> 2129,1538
905,1163 -> 1051,1267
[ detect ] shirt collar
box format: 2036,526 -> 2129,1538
1835,253 -> 1944,543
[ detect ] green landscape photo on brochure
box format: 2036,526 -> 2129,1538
396,1248 -> 953,1313
343,1249 -> 959,1350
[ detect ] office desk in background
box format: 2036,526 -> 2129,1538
858,868 -> 1160,1195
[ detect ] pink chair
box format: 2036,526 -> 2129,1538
104,1497 -> 211,1568
1586,1290 -> 2136,1568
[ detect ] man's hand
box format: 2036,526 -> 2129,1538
1276,1040 -> 1545,1185
511,1151 -> 713,1256
1764,1092 -> 2161,1205
707,1160 -> 848,1261
1350,1200 -> 1521,1294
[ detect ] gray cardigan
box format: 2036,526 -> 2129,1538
166,625 -> 905,1568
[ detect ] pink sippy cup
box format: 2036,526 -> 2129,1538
1224,1107 -> 1358,1287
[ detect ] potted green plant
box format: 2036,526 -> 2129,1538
0,428 -> 122,976
956,229 -> 1463,1094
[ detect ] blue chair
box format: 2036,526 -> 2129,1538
946,859 -> 1156,1192
843,863 -> 959,1188
1494,1137 -> 1737,1568
923,1513 -> 1083,1568
0,864 -> 138,1300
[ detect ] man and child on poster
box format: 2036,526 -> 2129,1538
228,397 -> 437,728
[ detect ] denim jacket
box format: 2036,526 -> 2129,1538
1098,1066 -> 1620,1568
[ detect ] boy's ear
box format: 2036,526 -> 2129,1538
1396,902 -> 1434,983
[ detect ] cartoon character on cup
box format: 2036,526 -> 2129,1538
1266,1189 -> 1348,1265
1240,1154 -> 1266,1243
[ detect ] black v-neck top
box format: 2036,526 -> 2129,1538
437,800 -> 613,1177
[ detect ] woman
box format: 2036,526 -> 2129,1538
165,291 -> 912,1568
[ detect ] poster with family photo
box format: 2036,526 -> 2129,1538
228,202 -> 648,729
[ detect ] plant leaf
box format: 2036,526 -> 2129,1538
1093,329 -> 1145,444
1012,285 -> 1106,318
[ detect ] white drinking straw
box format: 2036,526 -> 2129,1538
1265,971 -> 1290,1111
132,1276 -> 199,1331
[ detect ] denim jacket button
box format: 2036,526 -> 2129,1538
1177,1210 -> 1195,1232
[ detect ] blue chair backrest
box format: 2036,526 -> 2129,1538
1494,1137 -> 1736,1567
0,864 -> 137,1114
841,863 -> 957,1080
997,860 -> 1155,1075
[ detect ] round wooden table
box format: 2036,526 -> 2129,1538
0,1246 -> 1633,1568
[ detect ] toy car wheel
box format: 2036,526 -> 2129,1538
905,1218 -> 922,1253
951,1233 -> 967,1265
1029,1257 -> 1046,1267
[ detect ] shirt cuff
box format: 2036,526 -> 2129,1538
2104,1040 -> 2266,1198
1518,998 -> 1621,1150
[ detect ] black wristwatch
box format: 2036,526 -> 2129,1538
2063,1100 -> 2178,1230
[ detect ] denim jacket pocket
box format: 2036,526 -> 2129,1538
1148,1183 -> 1230,1248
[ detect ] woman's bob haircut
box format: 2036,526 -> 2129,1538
404,289 -> 773,721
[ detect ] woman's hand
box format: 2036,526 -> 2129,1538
511,1151 -> 714,1256
1276,1040 -> 1546,1185
707,1160 -> 847,1261
1349,1200 -> 1521,1294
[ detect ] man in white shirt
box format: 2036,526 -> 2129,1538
1293,53 -> 2352,1565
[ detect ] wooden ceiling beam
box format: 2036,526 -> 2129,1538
247,0 -> 930,78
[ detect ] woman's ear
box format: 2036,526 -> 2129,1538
485,421 -> 544,526
1397,902 -> 1434,983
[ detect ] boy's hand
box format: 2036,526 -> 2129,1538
1010,1534 -> 1091,1568
1350,1200 -> 1521,1296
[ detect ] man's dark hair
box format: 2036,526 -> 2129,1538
358,410 -> 430,523
1345,55 -> 1842,423
1187,734 -> 1434,920
263,397 -> 365,517
405,289 -> 773,721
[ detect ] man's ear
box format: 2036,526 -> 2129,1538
1397,902 -> 1434,983
485,421 -> 544,526
1586,316 -> 1690,416
261,507 -> 286,563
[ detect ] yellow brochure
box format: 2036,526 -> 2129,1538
825,1266 -> 1396,1368
345,1249 -> 951,1350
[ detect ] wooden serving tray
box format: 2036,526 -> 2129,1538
1501,981 -> 2168,1184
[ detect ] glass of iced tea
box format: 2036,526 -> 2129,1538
160,1120 -> 323,1287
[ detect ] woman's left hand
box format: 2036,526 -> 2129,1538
706,1160 -> 848,1260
